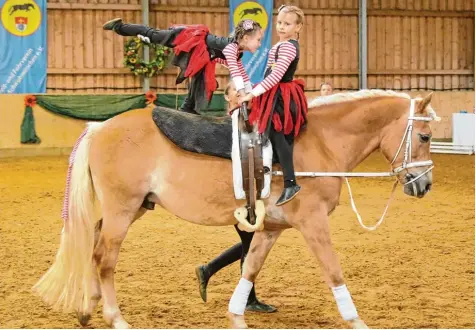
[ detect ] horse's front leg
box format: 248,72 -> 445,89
227,228 -> 283,329
298,211 -> 368,329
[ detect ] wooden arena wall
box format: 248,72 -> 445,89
45,0 -> 474,93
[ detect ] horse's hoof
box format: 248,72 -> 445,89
349,318 -> 369,329
113,319 -> 131,329
77,312 -> 91,327
226,311 -> 248,329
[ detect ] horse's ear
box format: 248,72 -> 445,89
419,92 -> 433,111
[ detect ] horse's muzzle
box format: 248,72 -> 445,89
403,171 -> 433,198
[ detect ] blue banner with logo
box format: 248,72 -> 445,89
229,0 -> 272,85
0,0 -> 47,94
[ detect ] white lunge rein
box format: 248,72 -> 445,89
273,99 -> 441,231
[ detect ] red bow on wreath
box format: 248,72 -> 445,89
145,91 -> 157,104
25,95 -> 37,107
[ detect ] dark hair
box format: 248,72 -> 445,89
230,19 -> 262,42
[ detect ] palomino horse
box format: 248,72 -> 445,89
33,90 -> 436,329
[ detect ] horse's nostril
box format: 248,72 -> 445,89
425,183 -> 432,192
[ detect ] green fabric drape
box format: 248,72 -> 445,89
20,93 -> 226,144
36,94 -> 148,120
20,106 -> 41,144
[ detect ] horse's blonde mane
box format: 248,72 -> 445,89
308,89 -> 411,109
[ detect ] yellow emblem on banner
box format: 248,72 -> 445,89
233,1 -> 268,31
1,0 -> 42,36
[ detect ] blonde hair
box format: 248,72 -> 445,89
320,82 -> 333,90
278,4 -> 305,38
230,19 -> 262,42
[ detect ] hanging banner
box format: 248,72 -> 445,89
229,0 -> 272,85
0,0 -> 47,93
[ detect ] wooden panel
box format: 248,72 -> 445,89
393,16 -> 402,89
367,16 -> 377,88
426,16 -> 436,89
434,16 -> 443,90
409,15 -> 418,89
368,0 -> 475,11
442,17 -> 452,90
384,16 -> 393,88
367,6 -> 474,91
401,16 -> 411,89
44,1 -> 474,93
341,13 -> 351,89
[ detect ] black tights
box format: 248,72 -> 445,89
205,225 -> 259,302
269,127 -> 296,187
114,23 -> 181,47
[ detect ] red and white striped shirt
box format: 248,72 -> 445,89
214,43 -> 251,92
251,41 -> 297,97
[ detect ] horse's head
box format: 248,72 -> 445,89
380,93 -> 439,198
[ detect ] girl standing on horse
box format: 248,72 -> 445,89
239,5 -> 308,206
103,18 -> 262,114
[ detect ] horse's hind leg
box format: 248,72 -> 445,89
94,200 -> 145,329
77,220 -> 104,326
79,207 -> 147,327
95,213 -> 132,329
298,212 -> 368,329
227,228 -> 282,328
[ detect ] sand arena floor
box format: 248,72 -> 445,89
0,153 -> 474,329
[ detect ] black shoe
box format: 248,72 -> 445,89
246,300 -> 278,313
195,265 -> 209,302
103,18 -> 123,31
276,185 -> 301,206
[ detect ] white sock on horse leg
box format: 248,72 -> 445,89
332,284 -> 359,321
228,277 -> 253,315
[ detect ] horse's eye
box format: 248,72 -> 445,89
418,133 -> 431,143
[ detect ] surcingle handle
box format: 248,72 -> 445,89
240,102 -> 252,133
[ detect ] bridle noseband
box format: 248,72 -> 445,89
390,99 -> 435,185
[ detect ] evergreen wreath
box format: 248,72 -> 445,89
124,37 -> 172,77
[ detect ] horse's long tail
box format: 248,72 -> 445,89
33,122 -> 103,314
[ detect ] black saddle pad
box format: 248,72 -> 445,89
152,107 -> 232,159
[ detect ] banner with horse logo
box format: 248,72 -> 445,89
229,0 -> 272,85
0,0 -> 47,93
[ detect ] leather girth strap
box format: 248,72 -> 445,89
238,109 -> 265,225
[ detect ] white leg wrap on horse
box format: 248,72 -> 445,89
228,277 -> 253,315
332,285 -> 359,321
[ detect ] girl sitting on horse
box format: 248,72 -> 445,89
239,5 -> 308,206
103,18 -> 262,115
